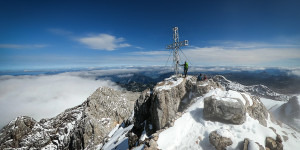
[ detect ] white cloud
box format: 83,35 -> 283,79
130,50 -> 169,55
78,34 -> 131,51
127,44 -> 300,66
288,69 -> 300,77
183,46 -> 300,65
0,73 -> 121,128
208,40 -> 300,49
0,44 -> 48,49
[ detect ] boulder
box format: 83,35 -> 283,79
209,130 -> 233,150
265,137 -> 283,150
203,96 -> 246,124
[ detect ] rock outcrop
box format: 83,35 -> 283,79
246,95 -> 269,126
150,76 -> 222,130
209,130 -> 233,150
0,87 -> 140,149
265,136 -> 283,150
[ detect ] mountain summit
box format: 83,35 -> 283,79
0,75 -> 299,150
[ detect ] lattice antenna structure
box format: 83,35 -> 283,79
166,27 -> 188,76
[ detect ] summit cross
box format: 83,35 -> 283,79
166,27 -> 188,76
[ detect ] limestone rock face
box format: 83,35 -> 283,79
0,87 -> 140,149
209,130 -> 233,150
81,87 -> 140,149
203,96 -> 246,124
150,76 -> 222,130
151,77 -> 187,130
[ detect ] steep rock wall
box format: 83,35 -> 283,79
150,76 -> 222,130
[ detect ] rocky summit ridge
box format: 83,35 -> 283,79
0,87 -> 140,149
0,75 -> 299,150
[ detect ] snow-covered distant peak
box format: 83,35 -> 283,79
213,75 -> 290,101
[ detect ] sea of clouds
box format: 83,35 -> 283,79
0,72 -> 122,128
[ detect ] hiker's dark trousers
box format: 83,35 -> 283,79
184,69 -> 188,77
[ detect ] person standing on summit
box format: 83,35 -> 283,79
180,61 -> 188,77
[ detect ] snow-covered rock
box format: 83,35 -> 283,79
151,76 -> 222,130
0,87 -> 140,149
213,75 -> 290,101
209,130 -> 233,150
274,96 -> 300,131
1,74 -> 299,150
156,78 -> 300,150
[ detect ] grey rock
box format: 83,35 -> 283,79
0,116 -> 36,149
246,96 -> 268,127
265,137 -> 283,150
128,132 -> 139,148
209,130 -> 233,150
243,138 -> 265,150
149,139 -> 157,148
203,96 -> 246,124
243,138 -> 250,150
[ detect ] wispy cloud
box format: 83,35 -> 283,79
130,50 -> 169,55
0,44 -> 48,49
78,34 -> 131,51
207,40 -> 300,49
183,46 -> 300,65
135,46 -> 144,50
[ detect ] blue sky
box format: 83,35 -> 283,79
0,0 -> 300,70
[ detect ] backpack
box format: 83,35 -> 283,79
184,62 -> 188,69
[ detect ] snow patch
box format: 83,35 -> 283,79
248,140 -> 259,150
155,76 -> 184,91
216,128 -> 233,139
101,124 -> 134,150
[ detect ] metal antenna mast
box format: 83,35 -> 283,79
166,27 -> 188,76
